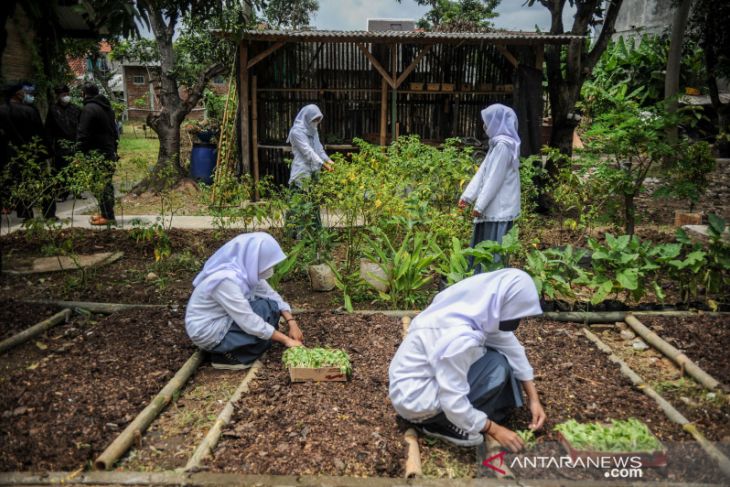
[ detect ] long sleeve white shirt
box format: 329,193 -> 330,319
389,325 -> 533,435
185,277 -> 291,350
460,141 -> 521,222
287,128 -> 329,186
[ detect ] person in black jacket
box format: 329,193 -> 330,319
46,85 -> 81,201
0,82 -> 53,220
78,82 -> 119,225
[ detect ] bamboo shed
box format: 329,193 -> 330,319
236,30 -> 581,186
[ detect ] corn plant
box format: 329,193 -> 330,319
362,228 -> 438,309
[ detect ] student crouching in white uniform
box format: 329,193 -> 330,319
389,269 -> 546,450
459,104 -> 521,273
185,233 -> 304,370
285,104 -> 335,237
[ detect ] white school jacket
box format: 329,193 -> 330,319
287,129 -> 330,186
460,140 -> 521,223
388,321 -> 533,435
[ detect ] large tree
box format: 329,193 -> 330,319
687,0 -> 730,156
412,0 -> 500,31
526,0 -> 624,159
120,0 -> 318,193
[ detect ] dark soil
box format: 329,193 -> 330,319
2,225 -> 702,313
639,315 -> 730,385
0,300 -> 62,340
0,307 -> 195,471
209,312 -> 407,477
492,320 -> 726,483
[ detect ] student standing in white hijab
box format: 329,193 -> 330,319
286,104 -> 334,237
185,233 -> 303,370
459,104 -> 521,273
389,269 -> 546,450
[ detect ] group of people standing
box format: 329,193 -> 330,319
0,82 -> 119,224
186,102 -> 544,452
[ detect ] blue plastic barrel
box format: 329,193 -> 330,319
190,144 -> 217,185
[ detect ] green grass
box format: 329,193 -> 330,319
115,122 -> 159,191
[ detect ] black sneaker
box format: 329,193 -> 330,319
210,352 -> 253,371
421,420 -> 484,447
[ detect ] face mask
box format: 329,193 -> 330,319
23,94 -> 35,105
498,319 -> 521,332
259,267 -> 274,280
60,95 -> 71,104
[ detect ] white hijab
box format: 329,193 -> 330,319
483,104 -> 521,169
409,268 -> 542,365
192,232 -> 286,297
286,104 -> 323,143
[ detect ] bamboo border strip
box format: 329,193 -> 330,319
403,428 -> 422,478
0,308 -> 71,354
4,471 -> 716,487
184,360 -> 263,471
24,300 -> 166,314
94,351 -> 204,470
582,328 -> 730,478
624,315 -> 722,390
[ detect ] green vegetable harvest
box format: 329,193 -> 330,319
282,347 -> 352,375
517,429 -> 537,449
554,418 -> 664,453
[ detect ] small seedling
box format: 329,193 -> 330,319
554,418 -> 664,453
282,347 -> 352,375
517,429 -> 536,449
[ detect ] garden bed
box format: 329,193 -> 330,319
504,320 -> 726,482
208,312 -> 406,477
0,300 -> 62,340
639,315 -> 729,384
0,307 -> 195,471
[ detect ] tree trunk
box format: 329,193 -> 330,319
665,0 -> 692,148
624,193 -> 635,236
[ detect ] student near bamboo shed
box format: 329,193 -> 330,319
185,233 -> 304,370
389,269 -> 546,451
286,104 -> 334,235
459,104 -> 521,272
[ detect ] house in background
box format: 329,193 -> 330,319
121,62 -> 229,121
612,0 -> 675,40
367,19 -> 417,32
66,41 -> 124,101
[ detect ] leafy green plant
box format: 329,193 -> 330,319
650,234 -> 706,304
436,236 -> 473,286
554,418 -> 664,453
463,226 -> 522,273
362,228 -> 438,309
129,220 -> 172,262
268,240 -> 305,289
704,214 -> 730,299
525,245 -> 590,302
328,263 -> 357,313
587,233 -> 659,305
282,347 -> 352,375
654,141 -> 716,212
516,429 -> 537,450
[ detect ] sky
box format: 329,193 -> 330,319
312,0 -> 577,31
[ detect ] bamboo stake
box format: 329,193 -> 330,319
401,316 -> 411,338
403,428 -> 422,478
582,328 -> 730,478
24,300 -> 165,314
625,315 -> 722,390
94,351 -> 204,470
0,309 -> 71,354
184,360 -> 262,471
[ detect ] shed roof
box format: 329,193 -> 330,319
242,29 -> 583,45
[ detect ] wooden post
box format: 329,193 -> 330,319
251,75 -> 260,201
238,42 -> 251,176
380,78 -> 388,146
390,44 -> 397,142
536,44 -> 544,71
